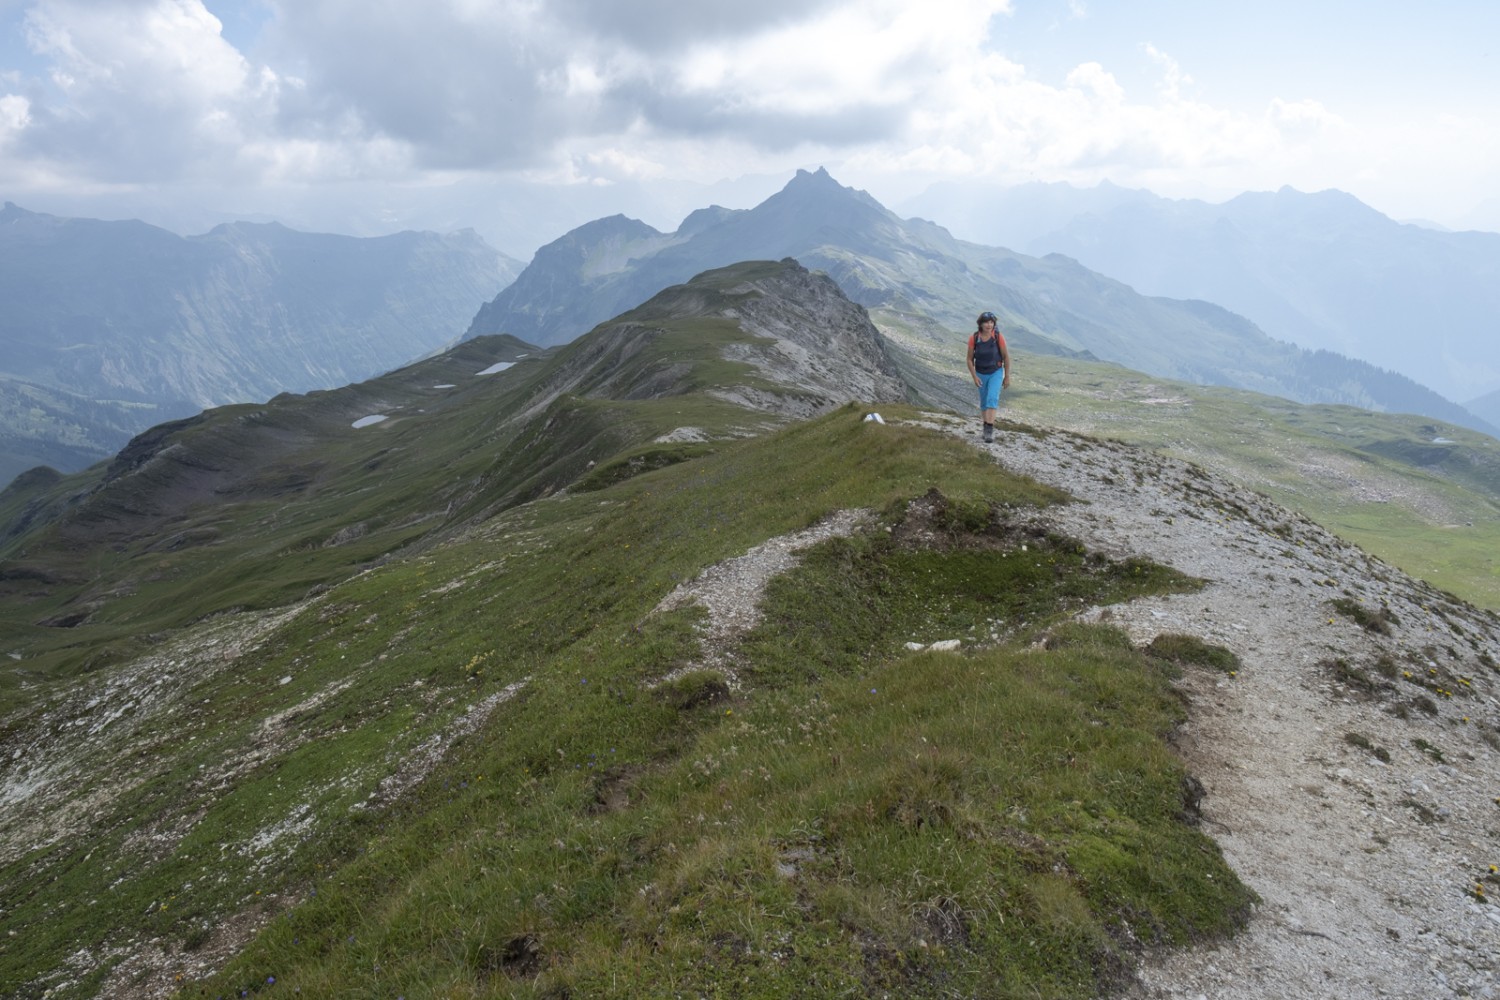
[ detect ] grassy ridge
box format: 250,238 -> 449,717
1,406 -> 1253,998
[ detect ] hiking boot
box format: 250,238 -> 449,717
982,424 -> 994,443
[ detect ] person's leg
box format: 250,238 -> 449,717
979,371 -> 1002,441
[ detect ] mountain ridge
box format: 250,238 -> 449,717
463,170 -> 1493,437
0,259 -> 904,643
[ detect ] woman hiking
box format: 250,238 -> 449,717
966,311 -> 1011,442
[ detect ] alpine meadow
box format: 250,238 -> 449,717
3,253 -> 1498,999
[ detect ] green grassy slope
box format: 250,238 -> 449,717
880,318 -> 1500,611
0,260 -> 1268,997
22,254 -> 1498,996
0,314 -> 779,703
0,405 -> 1254,1000
0,258 -> 910,707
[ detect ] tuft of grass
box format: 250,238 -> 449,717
1143,634 -> 1241,675
1329,597 -> 1397,635
1411,738 -> 1446,764
1401,798 -> 1440,825
741,510 -> 1194,688
1344,732 -> 1391,763
1323,657 -> 1393,698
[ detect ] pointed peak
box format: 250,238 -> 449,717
2,201 -> 42,221
772,167 -> 885,212
785,166 -> 838,188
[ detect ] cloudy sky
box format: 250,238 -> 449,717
2,0 -> 1496,256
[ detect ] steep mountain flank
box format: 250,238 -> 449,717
462,169 -> 1482,435
466,214 -> 678,353
1467,387 -> 1500,430
0,203 -> 523,486
0,260 -> 902,653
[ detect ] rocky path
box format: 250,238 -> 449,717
645,409 -> 1500,998
930,415 -> 1500,1000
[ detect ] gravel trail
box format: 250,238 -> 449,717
938,415 -> 1500,1000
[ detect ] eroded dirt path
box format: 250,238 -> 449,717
923,414 -> 1500,1000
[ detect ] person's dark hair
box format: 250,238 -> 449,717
975,310 -> 998,332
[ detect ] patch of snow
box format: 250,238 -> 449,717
475,362 -> 514,375
433,383 -> 457,389
351,415 -> 387,428
655,427 -> 709,443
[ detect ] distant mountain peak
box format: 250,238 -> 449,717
760,167 -> 888,222
790,166 -> 836,184
783,166 -> 874,200
676,205 -> 743,237
564,213 -> 663,241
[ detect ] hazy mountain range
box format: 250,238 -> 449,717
899,180 -> 1500,409
5,170 -> 1499,497
467,169 -> 1493,440
0,203 -> 521,487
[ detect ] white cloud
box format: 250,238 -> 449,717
1063,62 -> 1125,103
0,92 -> 27,131
1266,97 -> 1343,140
0,0 -> 1495,236
1143,43 -> 1192,101
10,0 -> 282,181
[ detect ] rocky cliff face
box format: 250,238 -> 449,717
551,259 -> 909,418
695,259 -> 907,415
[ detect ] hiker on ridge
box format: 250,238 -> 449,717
966,310 -> 1011,443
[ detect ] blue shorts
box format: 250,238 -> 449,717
976,369 -> 1004,410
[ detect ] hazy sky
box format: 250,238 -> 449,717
2,0 -> 1496,254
